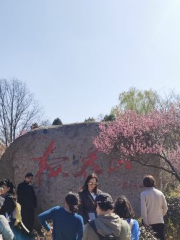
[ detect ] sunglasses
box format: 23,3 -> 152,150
88,182 -> 97,186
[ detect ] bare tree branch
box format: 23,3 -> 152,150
0,79 -> 43,146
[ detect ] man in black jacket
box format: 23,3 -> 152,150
17,173 -> 37,233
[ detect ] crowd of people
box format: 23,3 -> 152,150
0,173 -> 168,240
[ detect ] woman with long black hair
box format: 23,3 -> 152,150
78,173 -> 102,224
114,195 -> 140,240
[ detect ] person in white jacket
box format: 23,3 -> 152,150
140,175 -> 168,240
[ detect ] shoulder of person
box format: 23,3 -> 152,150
6,194 -> 15,202
129,219 -> 139,227
134,219 -> 140,230
0,215 -> 7,222
113,214 -> 127,227
121,218 -> 131,227
132,219 -> 139,224
55,206 -> 62,210
49,206 -> 62,212
84,221 -> 94,232
141,188 -> 153,195
75,213 -> 84,222
79,189 -> 89,195
18,182 -> 25,187
78,190 -> 83,194
154,188 -> 164,195
17,182 -> 26,190
0,215 -> 9,227
140,190 -> 146,196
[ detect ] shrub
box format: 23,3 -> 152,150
164,196 -> 180,240
139,226 -> 158,240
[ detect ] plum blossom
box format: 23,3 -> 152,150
94,107 -> 180,182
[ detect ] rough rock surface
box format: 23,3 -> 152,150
0,122 -> 160,215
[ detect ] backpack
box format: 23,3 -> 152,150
89,220 -> 119,240
12,201 -> 29,233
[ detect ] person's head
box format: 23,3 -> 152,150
25,173 -> 34,184
114,195 -> 135,219
65,192 -> 79,213
0,179 -> 16,196
95,192 -> 114,215
80,173 -> 98,193
143,175 -> 156,188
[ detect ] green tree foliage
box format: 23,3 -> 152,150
118,87 -> 159,114
102,88 -> 159,122
103,114 -> 116,122
52,118 -> 63,126
84,117 -> 95,123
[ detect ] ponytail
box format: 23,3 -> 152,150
65,192 -> 79,213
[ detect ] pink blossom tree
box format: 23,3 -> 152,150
94,106 -> 180,182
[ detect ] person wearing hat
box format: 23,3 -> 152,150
38,192 -> 84,240
82,192 -> 130,240
0,191 -> 15,240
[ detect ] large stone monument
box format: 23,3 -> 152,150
0,122 -> 160,215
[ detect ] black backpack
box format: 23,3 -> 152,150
89,220 -> 119,240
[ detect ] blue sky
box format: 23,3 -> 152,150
0,0 -> 180,124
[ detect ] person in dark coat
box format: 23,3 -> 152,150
78,173 -> 102,224
17,173 -> 37,233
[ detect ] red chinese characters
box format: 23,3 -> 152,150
33,140 -> 133,187
108,158 -> 132,173
33,140 -> 69,186
73,148 -> 102,179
